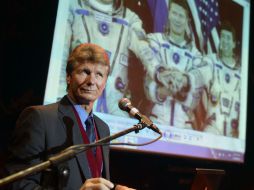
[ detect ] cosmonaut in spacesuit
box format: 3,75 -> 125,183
144,0 -> 213,130
58,0 -> 161,117
205,21 -> 241,137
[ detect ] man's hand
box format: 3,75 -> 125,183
115,184 -> 136,190
79,178 -> 136,190
156,68 -> 189,96
80,178 -> 114,190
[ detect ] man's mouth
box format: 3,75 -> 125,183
80,88 -> 95,93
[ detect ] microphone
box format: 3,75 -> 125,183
118,98 -> 161,134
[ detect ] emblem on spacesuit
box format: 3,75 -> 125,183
172,52 -> 180,64
225,73 -> 230,83
98,21 -> 109,35
115,76 -> 126,92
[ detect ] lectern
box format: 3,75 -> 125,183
191,168 -> 225,190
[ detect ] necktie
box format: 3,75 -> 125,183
85,116 -> 96,156
85,116 -> 95,143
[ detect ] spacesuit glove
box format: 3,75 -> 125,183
155,66 -> 190,100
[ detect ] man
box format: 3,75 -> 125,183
144,0 -> 210,129
205,22 -> 241,137
58,0 -> 159,116
5,44 -> 133,190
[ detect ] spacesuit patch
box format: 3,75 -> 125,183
75,9 -> 90,16
120,53 -> 128,66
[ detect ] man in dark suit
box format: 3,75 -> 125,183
5,43 -> 133,190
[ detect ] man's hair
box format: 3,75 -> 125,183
66,43 -> 110,76
169,0 -> 190,16
220,21 -> 236,42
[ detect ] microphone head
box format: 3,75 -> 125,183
118,98 -> 131,111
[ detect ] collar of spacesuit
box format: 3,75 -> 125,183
168,36 -> 187,48
218,54 -> 239,70
89,0 -> 114,13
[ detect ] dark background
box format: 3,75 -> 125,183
1,0 -> 253,189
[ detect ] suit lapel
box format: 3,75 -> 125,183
58,96 -> 92,180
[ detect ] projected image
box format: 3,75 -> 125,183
143,0 -> 243,138
44,0 -> 250,162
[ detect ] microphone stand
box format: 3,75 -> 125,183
0,122 -> 149,187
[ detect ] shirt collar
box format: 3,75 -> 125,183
67,95 -> 93,124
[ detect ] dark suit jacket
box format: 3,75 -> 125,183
5,96 -> 110,190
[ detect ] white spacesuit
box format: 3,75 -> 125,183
58,0 -> 158,116
145,33 -> 212,129
206,53 -> 241,137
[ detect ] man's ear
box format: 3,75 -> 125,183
66,75 -> 71,84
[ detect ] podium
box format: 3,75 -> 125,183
190,168 -> 225,190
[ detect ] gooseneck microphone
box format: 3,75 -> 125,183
118,98 -> 161,134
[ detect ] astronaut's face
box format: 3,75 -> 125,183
98,0 -> 114,4
168,3 -> 188,37
219,29 -> 235,57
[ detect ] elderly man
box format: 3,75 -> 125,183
6,43 -> 134,190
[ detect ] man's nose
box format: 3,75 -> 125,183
86,73 -> 96,84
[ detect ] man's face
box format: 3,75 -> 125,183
169,3 -> 188,37
67,62 -> 109,105
219,29 -> 235,57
